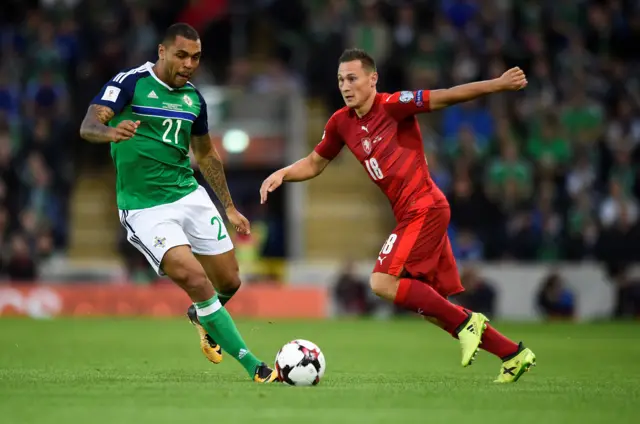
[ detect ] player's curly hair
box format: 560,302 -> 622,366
163,23 -> 200,45
339,48 -> 377,72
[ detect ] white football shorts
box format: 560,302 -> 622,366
119,185 -> 234,276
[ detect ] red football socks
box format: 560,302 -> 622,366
394,279 -> 520,359
394,278 -> 469,333
480,325 -> 520,359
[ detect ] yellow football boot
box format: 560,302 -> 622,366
253,363 -> 280,383
457,312 -> 489,367
187,305 -> 223,364
494,343 -> 536,383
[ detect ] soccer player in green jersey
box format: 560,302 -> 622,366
79,23 -> 279,383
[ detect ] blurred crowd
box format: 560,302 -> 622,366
1,1 -> 81,279
1,0 -> 640,282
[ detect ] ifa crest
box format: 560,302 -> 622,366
361,137 -> 372,154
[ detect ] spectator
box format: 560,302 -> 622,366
3,233 -> 37,281
347,2 -> 390,68
505,209 -> 540,261
565,191 -> 599,260
443,100 -> 494,147
391,4 -> 417,56
596,200 -> 640,264
454,267 -> 496,319
446,125 -> 486,181
599,178 -> 639,230
605,99 -> 640,153
0,75 -> 20,119
427,151 -> 451,195
26,20 -> 65,82
408,34 -> 442,89
536,272 -> 575,320
607,263 -> 640,319
0,124 -> 20,220
126,7 -> 158,65
566,153 -> 596,199
452,229 -> 484,261
486,142 -> 533,209
527,115 -> 572,171
560,88 -> 603,141
24,70 -> 69,120
333,260 -> 373,316
253,57 -> 303,95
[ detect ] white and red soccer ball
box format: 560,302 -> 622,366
275,339 -> 326,386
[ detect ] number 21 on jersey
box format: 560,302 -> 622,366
365,158 -> 384,180
162,118 -> 182,144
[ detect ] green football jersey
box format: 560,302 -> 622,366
92,61 -> 209,210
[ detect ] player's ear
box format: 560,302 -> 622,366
158,44 -> 165,61
371,72 -> 378,87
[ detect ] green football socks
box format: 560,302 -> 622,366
194,295 -> 261,376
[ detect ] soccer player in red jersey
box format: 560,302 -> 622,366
260,49 -> 536,382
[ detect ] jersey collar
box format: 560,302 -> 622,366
145,61 -> 175,91
352,92 -> 382,122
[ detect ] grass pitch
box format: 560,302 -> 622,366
1,318 -> 638,424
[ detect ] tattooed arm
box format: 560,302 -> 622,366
79,105 -> 140,143
79,105 -> 115,142
191,133 -> 251,234
190,133 -> 235,210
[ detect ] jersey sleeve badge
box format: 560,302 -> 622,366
399,91 -> 414,103
415,90 -> 424,107
101,86 -> 121,102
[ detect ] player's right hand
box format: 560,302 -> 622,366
112,120 -> 141,142
260,170 -> 285,204
497,67 -> 527,91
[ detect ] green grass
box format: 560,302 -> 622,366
1,318 -> 639,424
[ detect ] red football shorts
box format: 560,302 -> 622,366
373,206 -> 464,298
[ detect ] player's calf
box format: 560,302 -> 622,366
162,247 -> 224,364
371,273 -> 485,366
195,250 -> 242,306
216,277 -> 240,306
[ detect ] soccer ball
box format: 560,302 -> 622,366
275,339 -> 326,386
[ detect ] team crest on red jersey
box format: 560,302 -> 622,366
399,91 -> 414,103
361,137 -> 372,154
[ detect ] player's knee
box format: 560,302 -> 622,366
182,271 -> 211,299
369,273 -> 398,300
169,263 -> 210,299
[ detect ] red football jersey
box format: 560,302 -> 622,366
314,90 -> 448,220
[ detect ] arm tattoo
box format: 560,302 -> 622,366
191,134 -> 234,209
79,105 -> 116,143
94,105 -> 115,123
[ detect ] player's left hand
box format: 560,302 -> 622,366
497,67 -> 527,91
260,170 -> 285,204
226,207 -> 251,235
